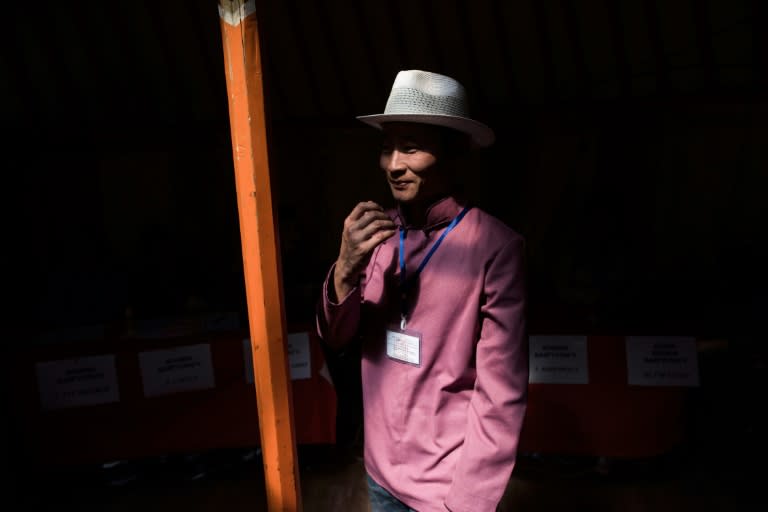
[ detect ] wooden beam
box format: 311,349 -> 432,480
691,0 -> 718,90
561,0 -> 591,95
530,0 -> 558,99
642,0 -> 670,92
217,1 -> 302,511
607,0 -> 632,97
754,0 -> 768,90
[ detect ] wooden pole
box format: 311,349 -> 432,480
218,1 -> 302,510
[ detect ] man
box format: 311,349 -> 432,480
316,70 -> 528,512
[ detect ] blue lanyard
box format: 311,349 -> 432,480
398,206 -> 471,328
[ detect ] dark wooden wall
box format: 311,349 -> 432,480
4,0 -> 765,341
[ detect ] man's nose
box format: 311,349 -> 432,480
386,150 -> 407,173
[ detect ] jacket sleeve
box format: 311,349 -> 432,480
444,235 -> 528,512
315,263 -> 363,352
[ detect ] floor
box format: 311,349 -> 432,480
11,341 -> 759,511
15,434 -> 753,512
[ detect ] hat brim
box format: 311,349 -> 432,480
356,113 -> 495,148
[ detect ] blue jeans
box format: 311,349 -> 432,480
366,475 -> 417,512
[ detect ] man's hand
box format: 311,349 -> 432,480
333,201 -> 397,300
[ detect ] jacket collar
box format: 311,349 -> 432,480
395,195 -> 467,231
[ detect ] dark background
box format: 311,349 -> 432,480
5,0 -> 766,338
2,0 -> 765,492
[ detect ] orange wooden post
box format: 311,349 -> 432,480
218,1 -> 302,510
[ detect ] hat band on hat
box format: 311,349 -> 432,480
383,88 -> 469,118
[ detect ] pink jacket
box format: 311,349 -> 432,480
317,196 -> 528,512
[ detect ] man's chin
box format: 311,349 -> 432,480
391,190 -> 416,203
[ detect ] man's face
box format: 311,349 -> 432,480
379,122 -> 449,205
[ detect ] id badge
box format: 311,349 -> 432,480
386,326 -> 422,366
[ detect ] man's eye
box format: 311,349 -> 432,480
403,145 -> 419,153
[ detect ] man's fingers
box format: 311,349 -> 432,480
347,201 -> 385,223
345,207 -> 393,239
356,218 -> 397,242
340,202 -> 396,269
344,219 -> 396,254
355,210 -> 394,235
356,228 -> 397,254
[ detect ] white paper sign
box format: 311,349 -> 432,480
138,344 -> 215,396
287,332 -> 311,380
35,355 -> 120,410
529,336 -> 589,384
243,332 -> 312,382
626,336 -> 699,387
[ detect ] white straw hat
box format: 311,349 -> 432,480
357,70 -> 495,148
